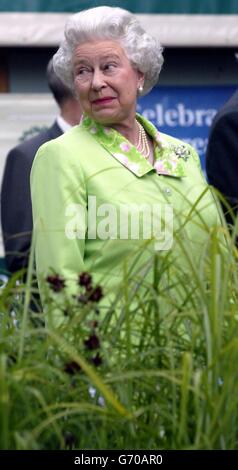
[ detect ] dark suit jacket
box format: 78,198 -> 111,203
206,90 -> 238,222
1,121 -> 62,273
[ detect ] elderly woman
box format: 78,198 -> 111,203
31,6 -> 222,325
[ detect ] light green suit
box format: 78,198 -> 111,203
31,114 -> 221,326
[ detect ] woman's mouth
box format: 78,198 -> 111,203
92,97 -> 116,105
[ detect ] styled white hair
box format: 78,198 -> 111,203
53,6 -> 164,96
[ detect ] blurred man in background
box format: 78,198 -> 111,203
206,89 -> 238,225
1,58 -> 82,273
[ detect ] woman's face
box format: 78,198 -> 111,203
73,40 -> 144,126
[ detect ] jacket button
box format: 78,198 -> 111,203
163,187 -> 172,196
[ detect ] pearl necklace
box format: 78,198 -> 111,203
135,121 -> 150,159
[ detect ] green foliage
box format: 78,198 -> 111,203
1,204 -> 238,450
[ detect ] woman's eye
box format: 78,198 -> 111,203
78,68 -> 88,75
104,63 -> 116,71
75,67 -> 91,78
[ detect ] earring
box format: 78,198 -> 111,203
138,84 -> 143,93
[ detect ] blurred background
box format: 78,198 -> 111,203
0,0 -> 238,263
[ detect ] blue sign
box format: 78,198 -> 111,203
138,85 -> 237,169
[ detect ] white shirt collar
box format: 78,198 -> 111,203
56,115 -> 72,133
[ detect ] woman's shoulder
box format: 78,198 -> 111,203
30,126 -> 89,183
32,125 -> 97,166
37,125 -> 93,152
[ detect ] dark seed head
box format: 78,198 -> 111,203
88,286 -> 103,303
46,274 -> 65,293
84,334 -> 100,350
91,353 -> 103,367
64,361 -> 81,375
64,430 -> 76,449
78,272 -> 92,288
88,320 -> 99,329
77,294 -> 88,304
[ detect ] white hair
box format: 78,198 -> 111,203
53,6 -> 164,96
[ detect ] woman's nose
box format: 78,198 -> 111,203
91,70 -> 106,91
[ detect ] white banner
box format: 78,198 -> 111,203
0,13 -> 238,46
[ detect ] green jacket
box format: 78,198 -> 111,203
31,113 -> 221,325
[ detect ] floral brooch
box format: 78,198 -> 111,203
172,144 -> 191,162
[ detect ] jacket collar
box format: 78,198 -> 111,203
81,113 -> 189,178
